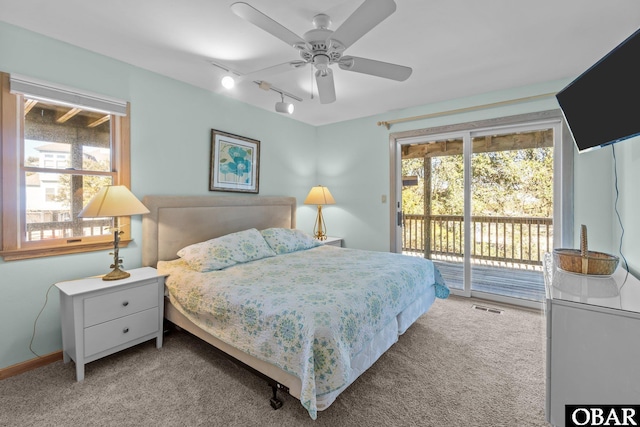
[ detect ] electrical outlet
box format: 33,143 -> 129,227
381,195 -> 387,203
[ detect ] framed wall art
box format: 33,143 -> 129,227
209,129 -> 260,193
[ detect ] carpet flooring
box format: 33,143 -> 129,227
0,296 -> 548,426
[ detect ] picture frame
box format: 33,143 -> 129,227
209,129 -> 260,193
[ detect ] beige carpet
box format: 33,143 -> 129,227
0,296 -> 548,426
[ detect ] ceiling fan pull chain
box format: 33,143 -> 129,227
310,65 -> 314,100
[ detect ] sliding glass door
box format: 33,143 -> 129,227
400,133 -> 467,294
394,115 -> 568,307
468,125 -> 554,302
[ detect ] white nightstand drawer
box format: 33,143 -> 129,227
84,281 -> 159,327
84,307 -> 159,357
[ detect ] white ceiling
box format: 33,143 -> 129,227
1,0 -> 639,126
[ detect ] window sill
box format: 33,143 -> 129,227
0,239 -> 132,261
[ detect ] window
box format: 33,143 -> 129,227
0,72 -> 132,260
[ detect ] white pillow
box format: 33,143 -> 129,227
177,228 -> 276,272
260,228 -> 322,255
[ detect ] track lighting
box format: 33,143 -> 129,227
211,61 -> 239,90
275,93 -> 294,114
211,61 -> 301,114
256,80 -> 297,115
275,102 -> 293,114
221,74 -> 236,89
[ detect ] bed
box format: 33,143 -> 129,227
141,195 -> 448,419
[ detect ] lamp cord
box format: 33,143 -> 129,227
29,282 -> 56,358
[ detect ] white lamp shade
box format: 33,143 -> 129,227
78,185 -> 149,218
304,186 -> 336,205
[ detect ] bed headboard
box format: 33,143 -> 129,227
142,195 -> 297,267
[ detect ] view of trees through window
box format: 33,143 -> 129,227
401,130 -> 554,267
403,147 -> 553,217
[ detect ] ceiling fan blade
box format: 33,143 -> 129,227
338,56 -> 412,81
330,0 -> 396,50
231,2 -> 307,48
315,69 -> 336,104
242,61 -> 308,81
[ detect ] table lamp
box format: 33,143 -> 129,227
78,185 -> 150,280
304,185 -> 335,240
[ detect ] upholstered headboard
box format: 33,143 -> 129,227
141,195 -> 297,267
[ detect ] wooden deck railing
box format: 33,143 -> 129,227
403,214 -> 552,266
26,218 -> 112,241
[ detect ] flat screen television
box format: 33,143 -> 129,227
556,27 -> 640,152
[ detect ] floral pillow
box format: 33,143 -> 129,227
177,228 -> 276,272
260,228 -> 322,255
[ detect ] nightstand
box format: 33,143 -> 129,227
323,236 -> 343,247
55,267 -> 165,381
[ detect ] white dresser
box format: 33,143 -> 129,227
55,267 -> 166,381
544,254 -> 640,426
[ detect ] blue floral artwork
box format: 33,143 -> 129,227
210,129 -> 260,193
218,143 -> 252,184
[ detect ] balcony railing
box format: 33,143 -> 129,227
403,214 -> 552,267
26,218 -> 112,241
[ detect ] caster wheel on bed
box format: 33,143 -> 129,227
270,397 -> 283,410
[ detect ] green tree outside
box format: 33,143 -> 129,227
402,147 -> 553,217
402,146 -> 553,262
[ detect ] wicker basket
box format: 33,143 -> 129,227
553,225 -> 618,275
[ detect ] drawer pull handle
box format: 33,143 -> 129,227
123,327 -> 129,334
122,301 -> 129,307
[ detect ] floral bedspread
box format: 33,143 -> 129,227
158,246 -> 448,419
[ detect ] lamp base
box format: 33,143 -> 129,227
102,266 -> 131,281
313,205 -> 329,241
103,228 -> 130,281
313,232 -> 328,241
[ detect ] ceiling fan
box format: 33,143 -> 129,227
230,0 -> 412,104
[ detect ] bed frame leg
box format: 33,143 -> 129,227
270,384 -> 284,410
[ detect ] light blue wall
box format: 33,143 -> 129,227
2,21 -> 638,370
0,22 -> 317,369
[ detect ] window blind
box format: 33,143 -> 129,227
9,74 -> 128,116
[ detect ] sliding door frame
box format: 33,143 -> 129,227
389,109 -> 574,307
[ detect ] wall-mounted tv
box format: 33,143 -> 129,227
556,27 -> 640,153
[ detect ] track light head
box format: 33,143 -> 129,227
275,101 -> 294,114
221,74 -> 235,89
275,92 -> 294,114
